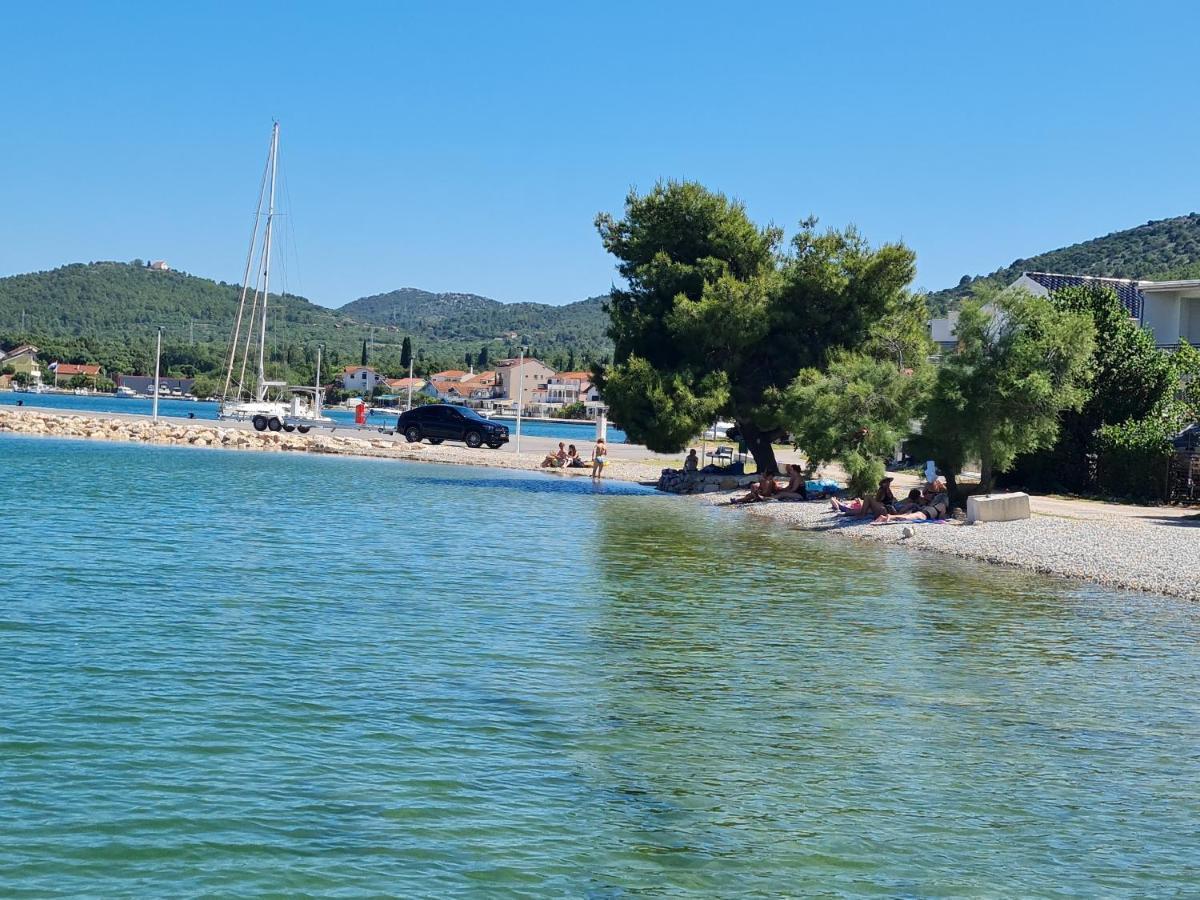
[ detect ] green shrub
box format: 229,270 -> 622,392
1094,417 -> 1175,502
842,448 -> 886,498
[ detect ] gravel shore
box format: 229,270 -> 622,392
702,492 -> 1200,602
0,407 -> 666,484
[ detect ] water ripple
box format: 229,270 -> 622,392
2,435 -> 1199,895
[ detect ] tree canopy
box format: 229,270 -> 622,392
914,290 -> 1096,491
596,181 -> 915,472
1002,283 -> 1175,493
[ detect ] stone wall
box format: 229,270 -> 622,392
657,468 -> 757,494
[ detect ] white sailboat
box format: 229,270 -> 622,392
219,122 -> 332,434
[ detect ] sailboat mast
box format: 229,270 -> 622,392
257,121 -> 280,401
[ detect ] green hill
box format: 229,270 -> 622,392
339,288 -> 611,353
927,213 -> 1200,313
0,261 -> 613,382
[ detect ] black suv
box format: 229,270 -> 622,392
395,405 -> 510,449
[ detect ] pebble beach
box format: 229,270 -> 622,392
704,492 -> 1200,602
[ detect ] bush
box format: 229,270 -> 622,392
558,401 -> 588,420
842,448 -> 886,498
1094,418 -> 1175,502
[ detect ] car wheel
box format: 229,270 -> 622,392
297,425 -> 310,434
465,430 -> 483,448
283,424 -> 296,433
428,438 -> 444,445
252,415 -> 268,432
267,417 -> 283,432
405,425 -> 423,443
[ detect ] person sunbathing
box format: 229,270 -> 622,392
731,471 -> 782,504
871,483 -> 949,524
893,487 -> 924,513
774,464 -> 809,500
832,477 -> 897,517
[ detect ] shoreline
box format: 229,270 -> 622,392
6,406 -> 1197,602
0,408 -> 665,484
699,491 -> 1199,603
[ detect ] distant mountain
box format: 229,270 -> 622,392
927,213 -> 1200,313
0,261 -> 355,342
338,288 -> 612,355
0,261 -> 613,380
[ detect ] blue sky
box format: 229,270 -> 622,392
2,1 -> 1198,308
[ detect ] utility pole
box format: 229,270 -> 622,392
406,358 -> 414,411
152,327 -> 163,422
515,347 -> 524,454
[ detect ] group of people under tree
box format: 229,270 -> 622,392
732,467 -> 951,525
831,476 -> 949,524
541,438 -> 608,478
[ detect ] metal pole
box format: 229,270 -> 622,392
257,122 -> 279,401
152,328 -> 162,422
407,358 -> 414,411
314,345 -> 323,416
515,348 -> 524,454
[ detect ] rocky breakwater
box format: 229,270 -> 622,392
0,408 -> 408,459
657,467 -> 757,494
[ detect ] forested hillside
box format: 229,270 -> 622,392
339,288 -> 611,354
927,213 -> 1200,313
0,261 -> 613,388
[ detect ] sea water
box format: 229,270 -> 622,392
1,434 -> 1198,895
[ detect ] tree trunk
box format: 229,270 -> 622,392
941,466 -> 960,510
738,420 -> 779,474
979,450 -> 993,494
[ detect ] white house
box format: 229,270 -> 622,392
1137,280 -> 1200,348
493,358 -> 555,403
930,271 -> 1200,351
337,365 -> 388,392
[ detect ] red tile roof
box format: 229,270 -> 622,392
53,363 -> 101,376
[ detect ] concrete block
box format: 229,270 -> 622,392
966,492 -> 1030,524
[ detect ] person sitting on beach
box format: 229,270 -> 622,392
566,444 -> 585,467
541,441 -> 568,468
773,463 -> 808,501
731,470 -> 782,504
832,477 -> 897,518
871,481 -> 949,525
893,487 -> 924,513
683,449 -> 699,473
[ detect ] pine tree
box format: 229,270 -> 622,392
400,336 -> 412,369
361,340 -> 368,367
478,345 -> 490,368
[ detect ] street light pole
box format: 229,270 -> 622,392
152,327 -> 162,422
515,347 -> 524,454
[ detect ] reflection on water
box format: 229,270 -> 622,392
1,435 -> 1198,895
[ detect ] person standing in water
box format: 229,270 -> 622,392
591,438 -> 607,479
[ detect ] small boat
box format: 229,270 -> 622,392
115,386 -> 137,398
